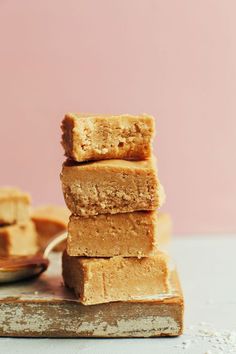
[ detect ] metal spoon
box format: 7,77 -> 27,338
0,232 -> 67,284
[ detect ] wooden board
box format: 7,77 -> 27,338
0,254 -> 184,337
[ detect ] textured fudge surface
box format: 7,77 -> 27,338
31,205 -> 70,251
62,251 -> 169,305
61,113 -> 154,162
0,220 -> 38,256
61,159 -> 164,216
67,211 -> 157,257
0,187 -> 30,225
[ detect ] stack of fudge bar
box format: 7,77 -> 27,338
60,113 -> 171,306
0,187 -> 38,256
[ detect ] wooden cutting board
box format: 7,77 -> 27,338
0,253 -> 183,337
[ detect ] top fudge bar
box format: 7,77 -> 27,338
61,113 -> 155,162
0,187 -> 31,225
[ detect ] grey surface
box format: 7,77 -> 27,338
1,235 -> 236,354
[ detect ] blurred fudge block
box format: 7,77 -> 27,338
157,213 -> 172,245
31,205 -> 70,251
0,187 -> 30,225
0,220 -> 38,256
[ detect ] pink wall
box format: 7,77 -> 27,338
0,0 -> 236,234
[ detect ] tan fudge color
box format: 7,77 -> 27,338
0,187 -> 30,225
62,251 -> 169,305
0,220 -> 38,256
67,211 -> 158,257
31,205 -> 70,251
61,159 -> 164,216
61,113 -> 154,162
157,213 -> 172,245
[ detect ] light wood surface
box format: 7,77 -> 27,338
0,236 -> 236,353
0,253 -> 183,337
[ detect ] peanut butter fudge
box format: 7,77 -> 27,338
61,159 -> 164,216
31,205 -> 70,251
0,220 -> 38,256
0,187 -> 30,225
157,213 -> 172,245
62,251 -> 169,305
61,113 -> 154,162
67,211 -> 157,257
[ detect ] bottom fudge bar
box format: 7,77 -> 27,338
0,187 -> 30,225
31,205 -> 70,251
0,221 -> 38,256
67,211 -> 157,257
62,251 -> 169,305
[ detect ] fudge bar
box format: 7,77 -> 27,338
61,159 -> 165,216
62,251 -> 169,305
61,113 -> 154,162
157,213 -> 172,245
67,211 -> 158,257
0,187 -> 30,225
31,205 -> 70,251
0,220 -> 38,256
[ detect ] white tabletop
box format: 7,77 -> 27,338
1,235 -> 236,354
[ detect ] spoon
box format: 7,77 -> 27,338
0,232 -> 67,284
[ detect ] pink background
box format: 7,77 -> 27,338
0,1 -> 235,234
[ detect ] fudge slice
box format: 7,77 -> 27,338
61,113 -> 154,162
157,213 -> 172,245
61,159 -> 165,216
67,211 -> 158,257
31,205 -> 70,251
62,251 -> 169,305
0,187 -> 30,225
0,220 -> 38,256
